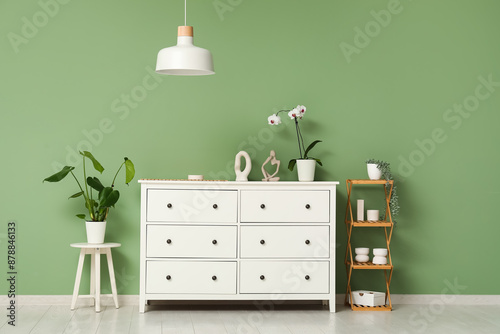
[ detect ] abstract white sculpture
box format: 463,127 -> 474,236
372,248 -> 388,265
354,247 -> 369,263
234,151 -> 252,181
261,150 -> 280,182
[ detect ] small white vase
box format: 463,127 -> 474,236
296,159 -> 316,182
86,221 -> 106,244
367,163 -> 382,180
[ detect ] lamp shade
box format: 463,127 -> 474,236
156,26 -> 214,76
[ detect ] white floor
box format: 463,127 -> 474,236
1,303 -> 499,334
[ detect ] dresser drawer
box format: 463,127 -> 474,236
147,225 -> 237,258
240,261 -> 329,294
147,189 -> 237,223
146,261 -> 237,294
240,190 -> 330,223
240,226 -> 329,258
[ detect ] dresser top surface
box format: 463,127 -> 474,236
139,180 -> 339,186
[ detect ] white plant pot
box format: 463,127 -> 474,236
367,163 -> 382,180
296,159 -> 316,182
86,221 -> 106,244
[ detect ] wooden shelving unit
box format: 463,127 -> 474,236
344,179 -> 394,311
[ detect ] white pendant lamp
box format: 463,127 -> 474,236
155,0 -> 215,76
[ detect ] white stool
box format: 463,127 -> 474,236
70,243 -> 121,312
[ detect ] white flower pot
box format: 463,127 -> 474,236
296,159 -> 316,182
367,163 -> 382,180
86,221 -> 106,244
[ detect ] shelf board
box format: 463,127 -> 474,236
347,179 -> 394,185
349,303 -> 392,311
347,261 -> 393,270
346,220 -> 393,227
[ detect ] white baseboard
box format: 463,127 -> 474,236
335,294 -> 500,305
0,295 -> 138,306
1,294 -> 499,306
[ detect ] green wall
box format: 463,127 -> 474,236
1,0 -> 499,296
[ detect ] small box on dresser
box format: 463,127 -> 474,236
139,180 -> 339,312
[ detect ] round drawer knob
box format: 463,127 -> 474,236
166,275 -> 171,280
305,275 -> 310,280
212,239 -> 218,245
213,204 -> 218,209
212,276 -> 217,281
167,203 -> 172,208
305,204 -> 311,209
260,239 -> 265,245
305,240 -> 310,245
260,204 -> 266,209
166,239 -> 172,244
260,275 -> 265,280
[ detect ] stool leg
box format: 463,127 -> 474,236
90,250 -> 95,306
71,249 -> 86,310
106,248 -> 120,309
95,248 -> 101,312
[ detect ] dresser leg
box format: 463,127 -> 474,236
139,300 -> 146,313
329,299 -> 335,312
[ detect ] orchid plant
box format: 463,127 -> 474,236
267,105 -> 323,171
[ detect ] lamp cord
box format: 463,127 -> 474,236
184,0 -> 187,26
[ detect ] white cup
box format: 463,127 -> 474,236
367,210 -> 379,221
188,175 -> 204,181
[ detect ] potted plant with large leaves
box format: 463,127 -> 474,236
267,105 -> 323,181
44,151 -> 135,243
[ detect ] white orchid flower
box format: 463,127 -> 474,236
288,108 -> 300,119
268,114 -> 282,125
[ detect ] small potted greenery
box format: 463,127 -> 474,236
44,151 -> 135,243
365,159 -> 400,222
267,105 -> 323,181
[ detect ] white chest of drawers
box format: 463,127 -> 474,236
139,180 -> 338,312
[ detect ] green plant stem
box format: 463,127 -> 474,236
296,120 -> 306,158
294,118 -> 303,159
70,170 -> 92,220
111,161 -> 125,188
82,156 -> 93,220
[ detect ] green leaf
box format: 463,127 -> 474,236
99,187 -> 113,203
314,158 -> 323,166
76,214 -> 86,220
79,151 -> 104,173
288,159 -> 297,171
68,191 -> 84,199
303,140 -> 322,158
124,159 -> 135,184
100,189 -> 120,208
43,166 -> 74,182
87,177 -> 104,192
